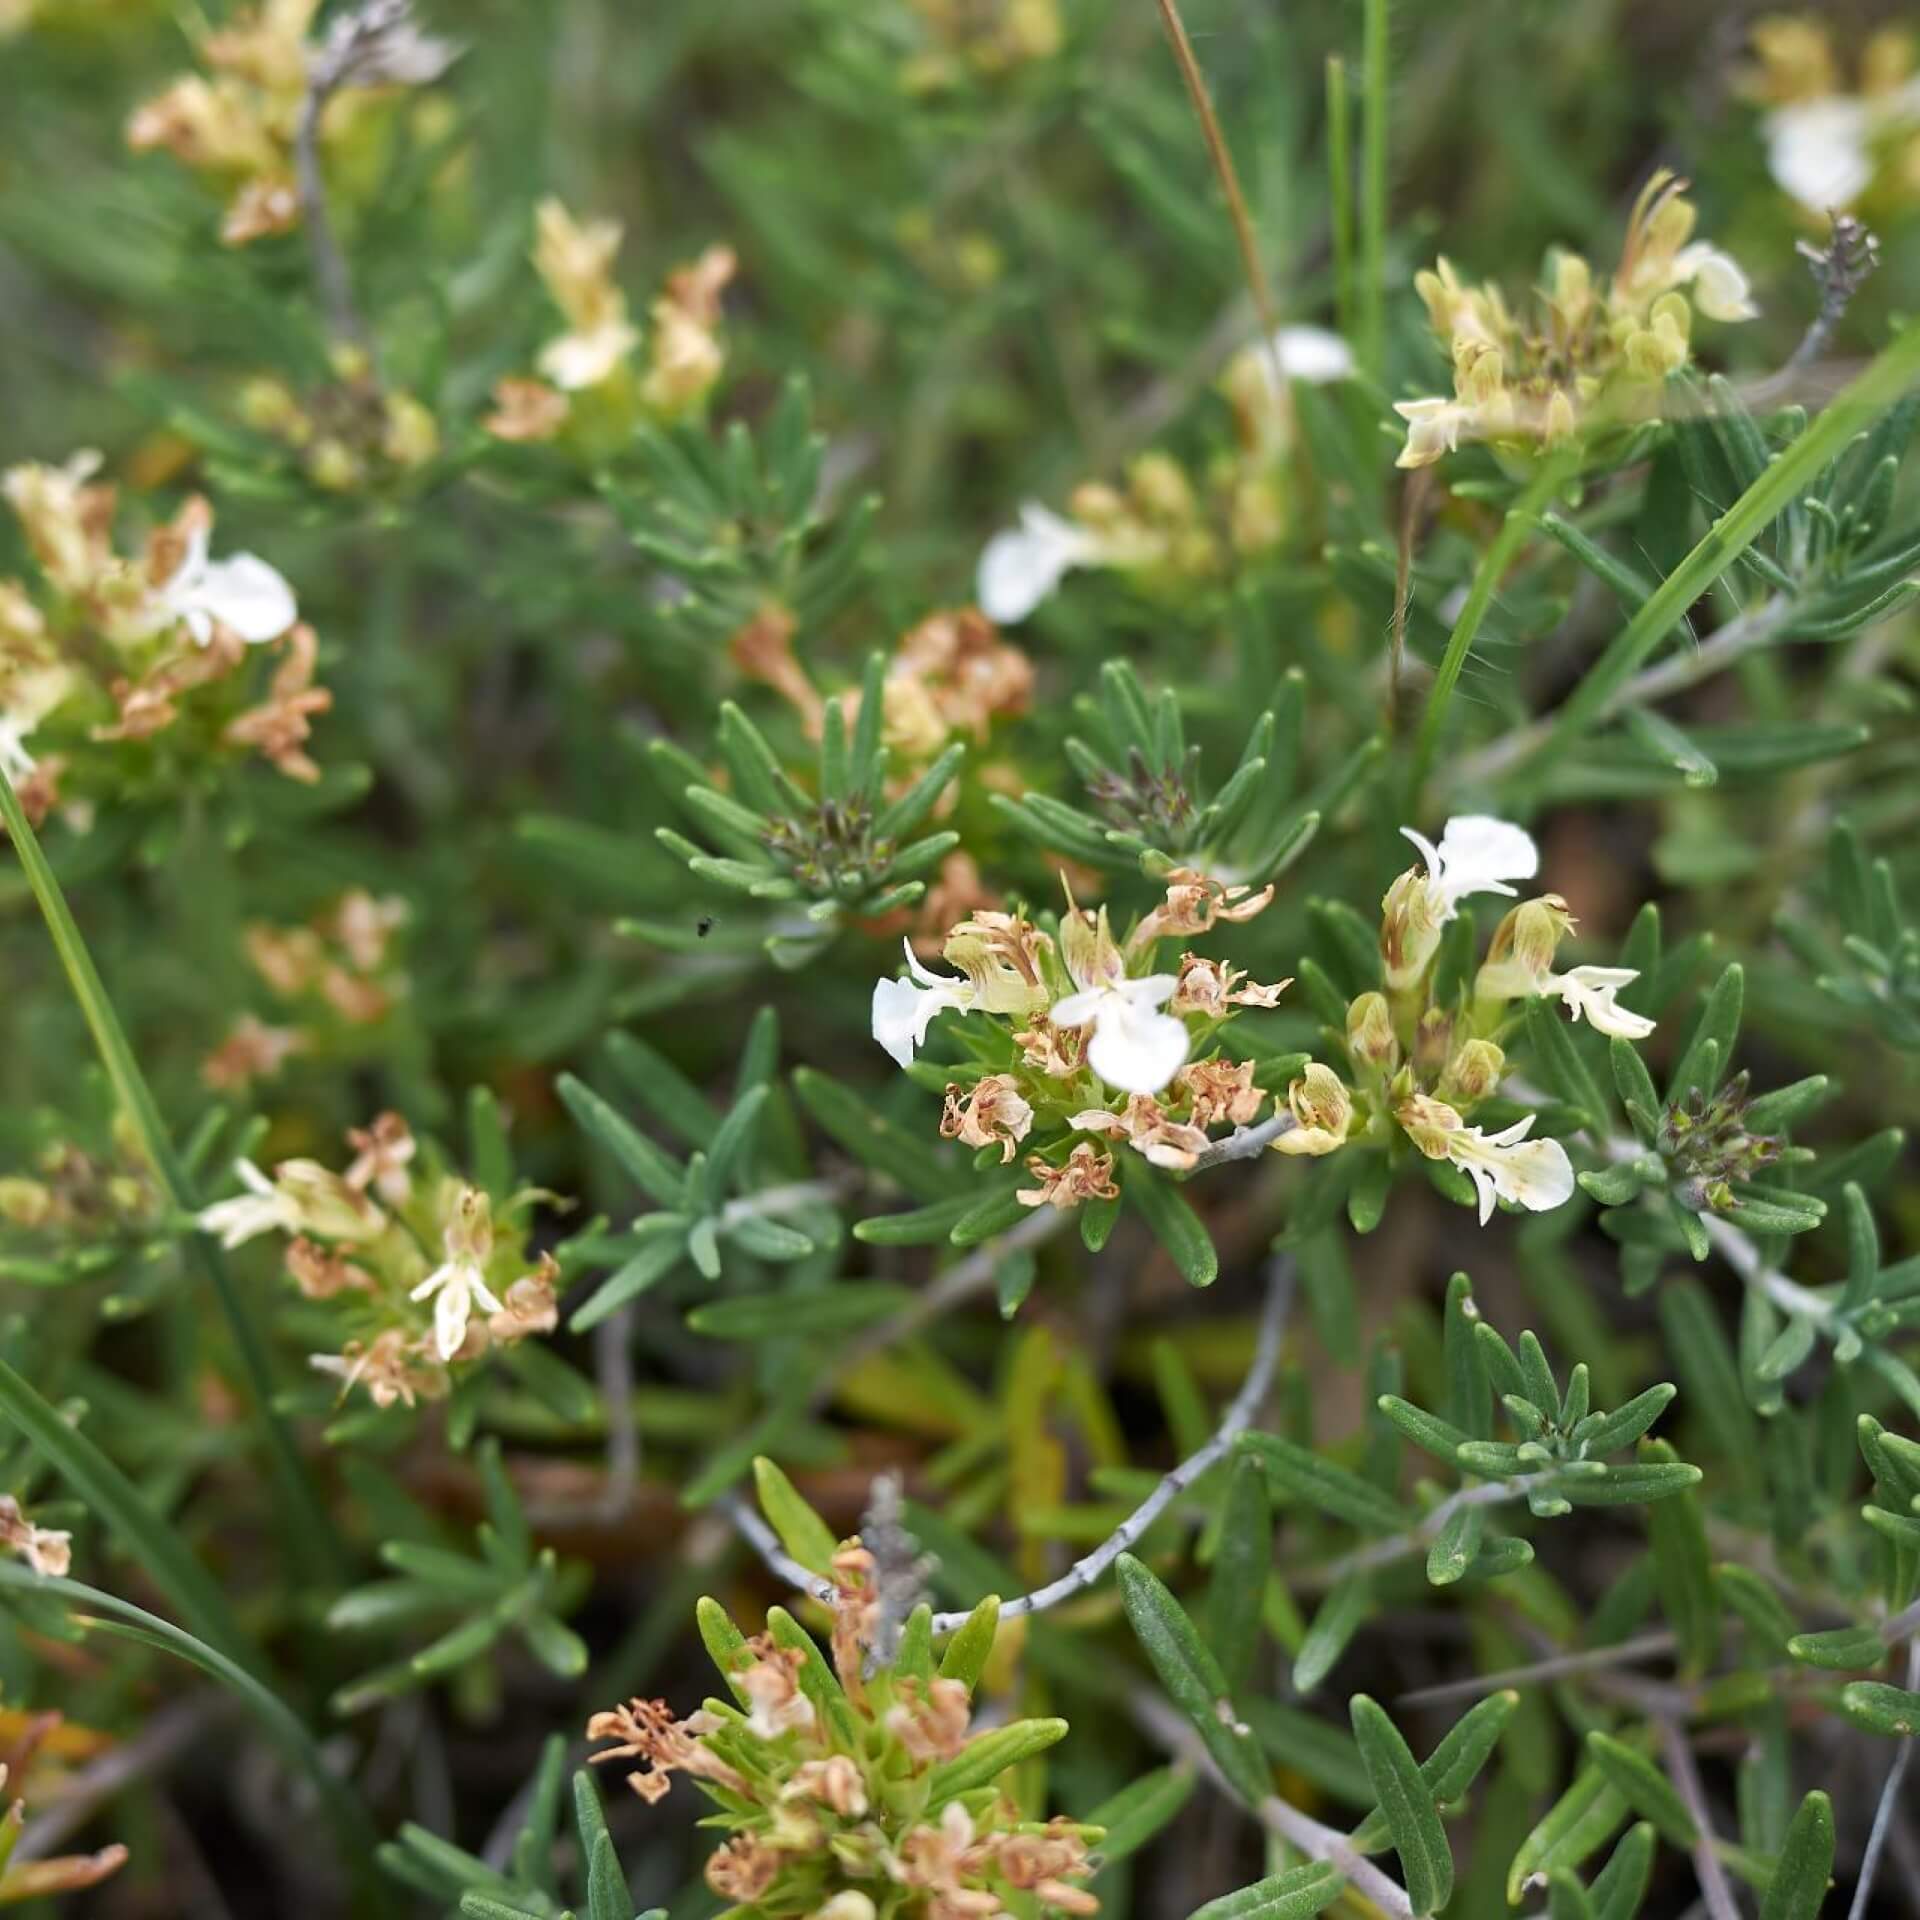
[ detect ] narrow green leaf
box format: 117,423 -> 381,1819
1116,1555 -> 1270,1806
1350,1694 -> 1453,1914
1760,1791 -> 1834,1920
752,1457 -> 840,1577
1188,1863 -> 1347,1920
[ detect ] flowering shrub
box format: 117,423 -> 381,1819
3,3 -> 1920,1917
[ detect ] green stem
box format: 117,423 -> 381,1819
1408,452 -> 1579,804
1359,0 -> 1390,381
1537,322 -> 1920,759
1326,56 -> 1355,349
0,770 -> 345,1587
0,1562 -> 384,1883
0,1352 -> 254,1670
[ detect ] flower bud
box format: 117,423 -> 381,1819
274,1159 -> 384,1241
1477,893 -> 1575,1000
0,1178 -> 52,1228
1273,1062 -> 1354,1156
1380,867 -> 1444,990
1128,452 -> 1195,523
1395,1091 -> 1462,1160
1440,1038 -> 1505,1105
1346,992 -> 1399,1071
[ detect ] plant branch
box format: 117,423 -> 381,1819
929,1251 -> 1294,1632
295,79 -> 369,355
1190,1108 -> 1298,1169
0,769 -> 345,1587
1395,1630 -> 1678,1708
1299,1475 -> 1554,1589
1407,451 -> 1580,804
1451,594 -> 1799,792
1850,1637 -> 1920,1920
1659,1717 -> 1742,1920
1533,319 -> 1920,763
1126,1684 -> 1415,1919
731,1255 -> 1296,1634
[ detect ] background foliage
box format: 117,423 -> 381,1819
2,0 -> 1920,1915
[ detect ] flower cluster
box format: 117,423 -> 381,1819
901,0 -> 1066,92
1273,815 -> 1658,1224
589,1547 -> 1098,1920
0,1076 -> 168,1238
197,1114 -> 559,1405
236,344 -> 441,496
976,327 -> 1354,623
202,889 -> 410,1090
873,873 -> 1289,1210
486,200 -> 735,450
124,0 -> 451,247
0,1495 -> 71,1580
1744,16 -> 1920,215
1394,171 -> 1756,469
1,455 -> 315,820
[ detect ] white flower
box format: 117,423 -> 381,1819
1445,1117 -> 1576,1225
1401,815 -> 1539,921
1393,397 -> 1475,469
871,939 -> 977,1068
538,320 -> 640,392
159,523 -> 297,647
976,503 -> 1101,625
0,662 -> 75,782
1674,243 -> 1759,323
411,1188 -> 505,1362
1051,975 -> 1189,1096
1051,902 -> 1191,1095
1764,97 -> 1877,211
0,712 -> 34,784
1261,325 -> 1358,388
197,1159 -> 300,1248
1552,965 -> 1656,1040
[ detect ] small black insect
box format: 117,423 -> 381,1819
696,915 -> 715,938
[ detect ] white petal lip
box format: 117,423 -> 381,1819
1088,996 -> 1191,1096
1050,976 -> 1190,1094
1556,965 -> 1657,1040
1447,1116 -> 1576,1225
1764,98 -> 1874,211
1266,325 -> 1357,386
162,529 -> 298,647
1675,243 -> 1759,323
871,939 -> 972,1067
193,554 -> 298,642
1402,814 -> 1540,919
976,503 -> 1098,625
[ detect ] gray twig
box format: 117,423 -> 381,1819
1660,1718 -> 1742,1920
1396,1630 -> 1678,1708
295,1 -> 459,354
728,1255 -> 1297,1635
1126,1685 -> 1415,1920
1189,1110 -> 1298,1170
1849,1638 -> 1920,1920
1300,1474 -> 1553,1590
1453,597 -> 1798,792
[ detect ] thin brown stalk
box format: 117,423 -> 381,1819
1153,0 -> 1285,396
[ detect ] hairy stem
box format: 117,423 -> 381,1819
1536,321 -> 1920,761
1407,451 -> 1580,804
